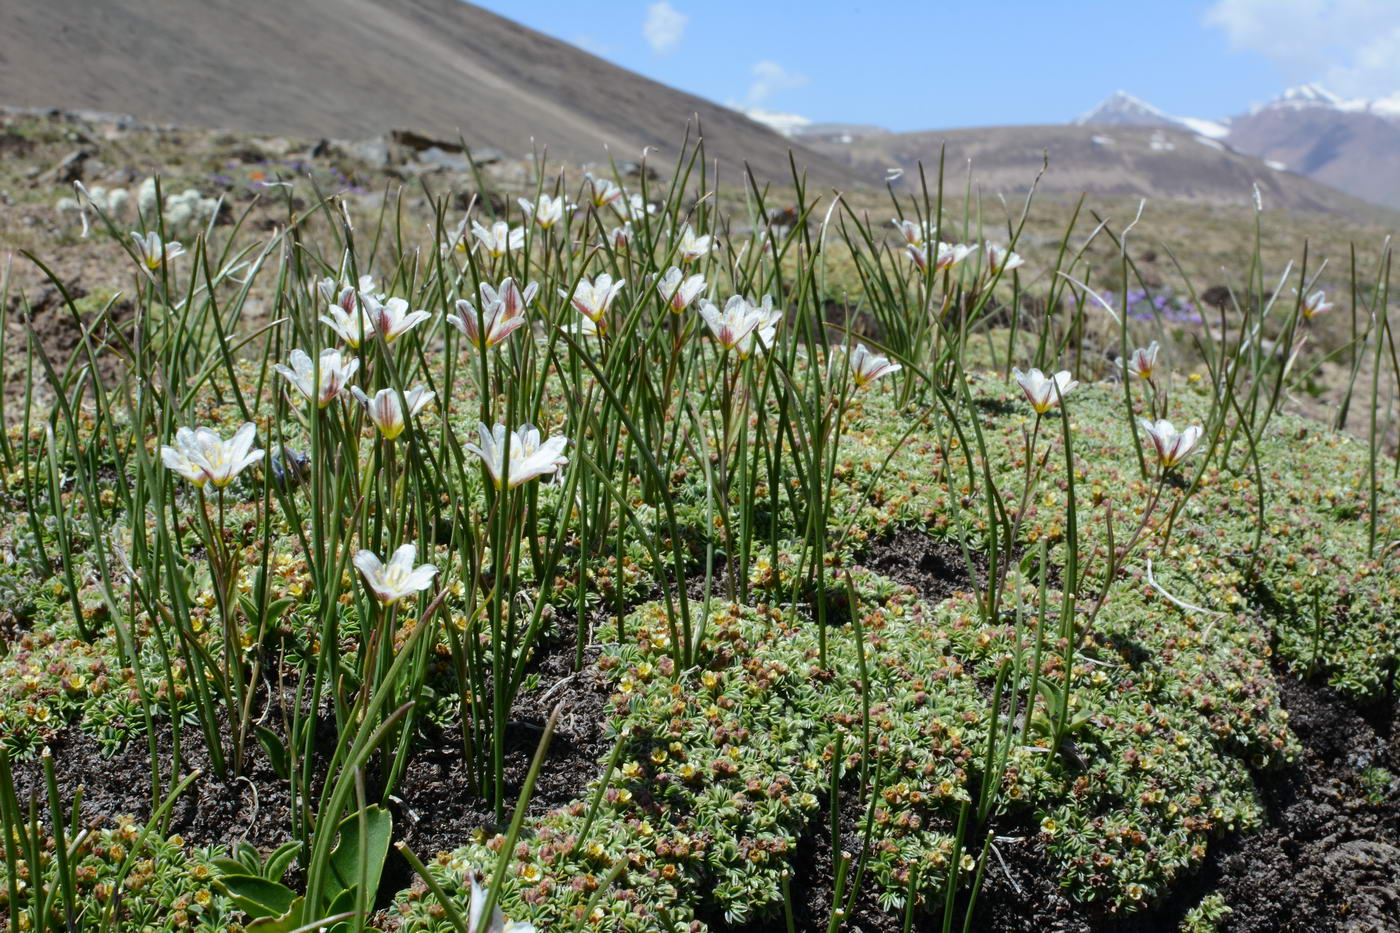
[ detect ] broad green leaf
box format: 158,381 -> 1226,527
217,874 -> 298,919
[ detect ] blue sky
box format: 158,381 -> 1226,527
473,0 -> 1400,131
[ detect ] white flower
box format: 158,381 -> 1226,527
160,442 -> 208,487
1012,367 -> 1077,414
698,295 -> 771,353
364,295 -> 432,344
1139,419 -> 1203,469
1299,289 -> 1334,319
320,301 -> 377,348
583,173 -> 623,209
449,278 -> 536,350
623,193 -> 655,220
563,310 -> 607,337
656,267 -> 706,313
909,240 -> 977,272
275,348 -> 359,407
608,223 -> 634,251
480,278 -> 536,321
466,870 -> 536,933
314,276 -> 340,305
317,273 -> 380,305
353,543 -> 437,606
446,216 -> 473,253
986,244 -> 1025,275
518,194 -> 567,229
350,385 -> 434,440
316,274 -> 379,313
1123,341 -> 1160,381
735,295 -> 783,359
936,241 -> 978,270
464,423 -> 570,489
836,343 -> 901,387
677,224 -> 713,263
472,220 -> 526,258
161,423 -> 263,488
892,218 -> 928,248
131,231 -> 186,271
560,274 -> 625,323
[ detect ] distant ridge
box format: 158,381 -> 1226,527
1074,90 -> 1230,140
0,0 -> 851,185
1075,86 -> 1400,208
805,124 -> 1395,220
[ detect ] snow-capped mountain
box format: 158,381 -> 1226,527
1261,83 -> 1348,111
1075,86 -> 1400,209
1074,90 -> 1230,139
1252,83 -> 1400,119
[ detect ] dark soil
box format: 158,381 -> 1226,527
5,279 -> 133,386
12,637 -> 611,904
861,528 -> 983,606
1178,675 -> 1400,933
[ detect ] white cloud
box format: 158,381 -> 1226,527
1205,0 -> 1400,97
745,60 -> 809,106
643,2 -> 687,55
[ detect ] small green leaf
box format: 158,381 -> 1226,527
217,874 -> 298,919
209,857 -> 249,878
255,724 -> 291,779
264,840 -> 303,883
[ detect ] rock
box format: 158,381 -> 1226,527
408,146 -> 471,174
251,137 -> 293,157
619,159 -> 659,181
390,128 -> 464,153
344,136 -> 392,167
43,149 -> 92,184
467,146 -> 504,166
389,128 -> 501,166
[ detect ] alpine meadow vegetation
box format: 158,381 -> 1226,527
0,122 -> 1396,933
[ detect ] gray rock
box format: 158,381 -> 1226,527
345,137 -> 392,167
43,149 -> 91,184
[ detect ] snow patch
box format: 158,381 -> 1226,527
1254,83 -> 1400,120
1370,93 -> 1400,118
1264,159 -> 1287,171
740,107 -> 811,137
1279,83 -> 1345,106
1178,116 -> 1230,139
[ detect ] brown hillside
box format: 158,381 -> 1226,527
0,0 -> 850,186
1226,108 -> 1400,211
808,124 -> 1395,221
